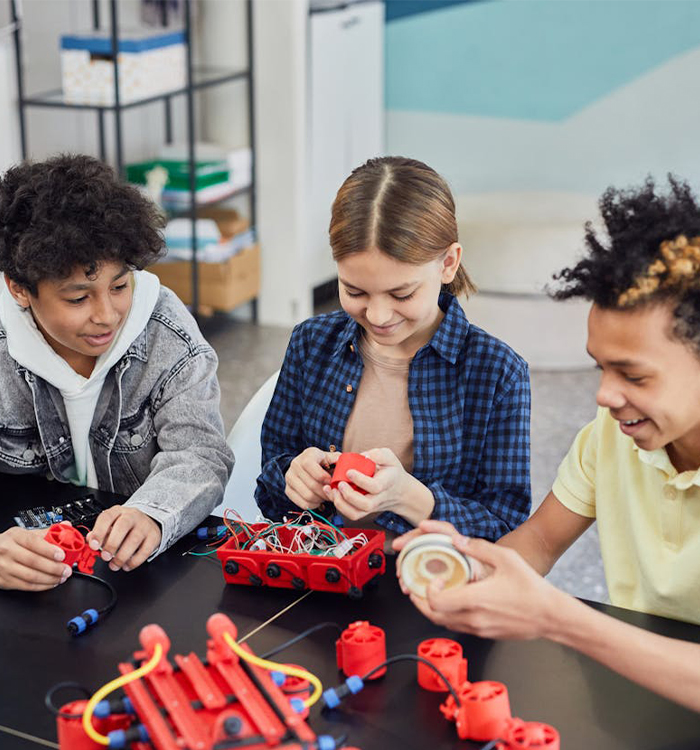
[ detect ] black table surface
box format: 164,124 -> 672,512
2,474 -> 700,750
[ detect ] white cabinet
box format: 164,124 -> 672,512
306,1 -> 385,288
254,0 -> 384,326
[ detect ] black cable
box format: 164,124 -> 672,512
260,622 -> 342,660
280,684 -> 314,695
63,570 -> 118,636
44,681 -> 91,719
334,568 -> 353,585
73,570 -> 117,616
479,741 -> 502,750
201,552 -> 224,567
233,558 -> 264,584
361,654 -> 462,706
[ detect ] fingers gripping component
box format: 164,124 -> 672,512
44,523 -> 98,575
330,453 -> 376,494
396,532 -> 474,598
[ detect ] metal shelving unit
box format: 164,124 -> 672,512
9,0 -> 256,320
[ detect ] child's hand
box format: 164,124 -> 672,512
405,536 -> 562,641
325,448 -> 434,524
0,527 -> 72,591
285,447 -> 340,510
86,506 -> 161,573
393,519 -> 490,593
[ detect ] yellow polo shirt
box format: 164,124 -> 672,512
552,407 -> 700,625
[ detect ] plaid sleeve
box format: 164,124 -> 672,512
428,361 -> 531,540
254,326 -> 305,519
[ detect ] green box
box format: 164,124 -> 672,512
126,159 -> 230,191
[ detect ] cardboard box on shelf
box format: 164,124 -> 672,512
150,244 -> 259,315
195,207 -> 249,240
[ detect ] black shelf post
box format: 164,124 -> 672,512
109,0 -> 124,176
184,0 -> 200,319
92,0 -> 106,161
10,0 -> 27,158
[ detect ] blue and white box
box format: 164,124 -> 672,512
60,28 -> 186,105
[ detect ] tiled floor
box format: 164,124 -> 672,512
202,310 -> 608,603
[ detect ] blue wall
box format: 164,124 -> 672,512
385,0 -> 700,195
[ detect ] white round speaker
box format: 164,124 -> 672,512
396,533 -> 473,598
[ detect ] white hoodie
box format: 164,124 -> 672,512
0,270 -> 161,487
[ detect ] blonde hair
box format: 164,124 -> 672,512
329,156 -> 476,297
618,234 -> 700,307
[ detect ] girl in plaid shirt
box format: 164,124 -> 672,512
255,157 -> 531,540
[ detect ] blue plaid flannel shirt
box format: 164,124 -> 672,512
255,293 -> 531,539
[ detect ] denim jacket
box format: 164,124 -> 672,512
256,293 -> 531,540
0,287 -> 234,555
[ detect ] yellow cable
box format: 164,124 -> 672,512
81,643 -> 164,746
222,632 -> 323,708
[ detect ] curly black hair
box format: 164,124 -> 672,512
551,176 -> 700,353
0,153 -> 165,294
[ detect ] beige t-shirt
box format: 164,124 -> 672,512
340,336 -> 414,535
343,335 -> 414,471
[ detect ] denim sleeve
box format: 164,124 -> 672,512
422,362 -> 531,540
124,347 -> 234,554
255,327 -> 304,519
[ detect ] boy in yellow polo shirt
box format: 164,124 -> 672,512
395,176 -> 700,712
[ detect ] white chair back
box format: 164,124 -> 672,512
211,370 -> 280,520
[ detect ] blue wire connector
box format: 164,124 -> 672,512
317,735 -> 339,750
196,525 -> 227,540
107,723 -> 149,748
67,608 -> 99,636
322,675 -> 364,708
94,696 -> 135,718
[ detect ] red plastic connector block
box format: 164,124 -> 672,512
497,718 -> 560,749
336,621 -> 386,680
44,523 -> 98,574
330,453 -> 376,494
440,680 -> 511,741
417,638 -> 467,692
57,700 -> 131,750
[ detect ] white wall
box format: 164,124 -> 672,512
252,0 -> 385,326
198,0 -> 249,151
253,0 -> 310,324
384,1 -> 700,367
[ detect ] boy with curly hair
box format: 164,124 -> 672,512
396,176 -> 700,712
0,154 -> 233,590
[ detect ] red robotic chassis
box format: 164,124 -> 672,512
216,526 -> 386,597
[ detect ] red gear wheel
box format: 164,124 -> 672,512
417,638 -> 468,692
441,680 -> 512,741
501,718 -> 560,749
336,621 -> 386,679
